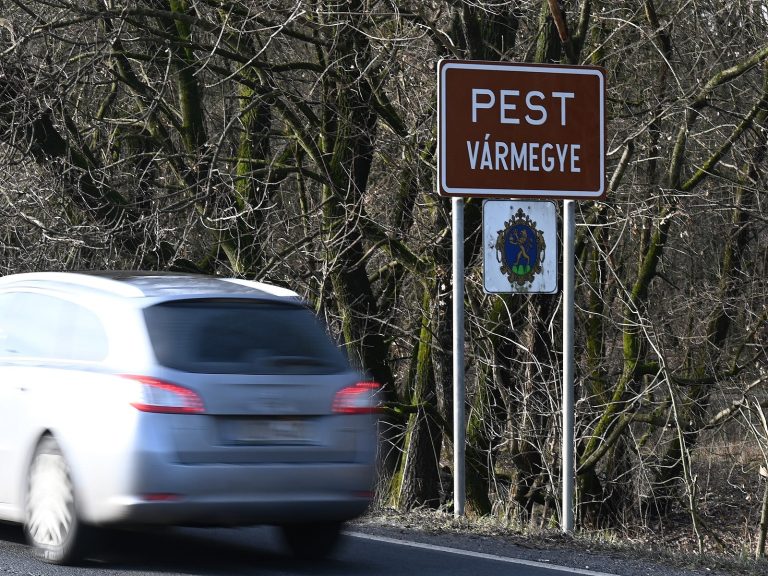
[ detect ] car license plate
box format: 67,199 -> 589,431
224,418 -> 309,444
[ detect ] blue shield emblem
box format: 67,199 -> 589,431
495,209 -> 546,286
504,224 -> 539,277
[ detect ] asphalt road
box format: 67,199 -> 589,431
0,521 -> 615,576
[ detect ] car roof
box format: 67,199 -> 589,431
0,271 -> 300,301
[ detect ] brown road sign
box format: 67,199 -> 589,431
437,60 -> 606,199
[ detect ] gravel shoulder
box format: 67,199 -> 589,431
348,509 -> 767,576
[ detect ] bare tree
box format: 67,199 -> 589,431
1,0 -> 767,553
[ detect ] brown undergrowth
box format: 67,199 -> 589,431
364,431 -> 768,575
355,504 -> 767,576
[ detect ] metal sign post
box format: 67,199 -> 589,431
452,197 -> 466,518
562,199 -> 576,532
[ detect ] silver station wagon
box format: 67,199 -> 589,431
0,271 -> 380,564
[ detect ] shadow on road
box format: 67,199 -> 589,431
3,523 -> 372,574
0,522 -> 25,544
84,526 -> 365,574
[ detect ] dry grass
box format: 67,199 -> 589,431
367,431 -> 768,575
356,505 -> 767,576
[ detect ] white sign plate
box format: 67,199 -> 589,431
483,200 -> 558,294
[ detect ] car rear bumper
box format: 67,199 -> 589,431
81,461 -> 376,526
99,495 -> 372,527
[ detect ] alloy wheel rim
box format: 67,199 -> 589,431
26,452 -> 74,547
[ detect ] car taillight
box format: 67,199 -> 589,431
332,381 -> 381,414
122,375 -> 205,414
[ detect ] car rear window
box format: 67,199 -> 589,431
143,299 -> 349,374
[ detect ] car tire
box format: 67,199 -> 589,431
280,521 -> 343,560
24,436 -> 91,564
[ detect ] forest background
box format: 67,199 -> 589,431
0,0 -> 767,561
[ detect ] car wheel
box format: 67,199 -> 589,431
280,521 -> 343,560
24,436 -> 90,564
